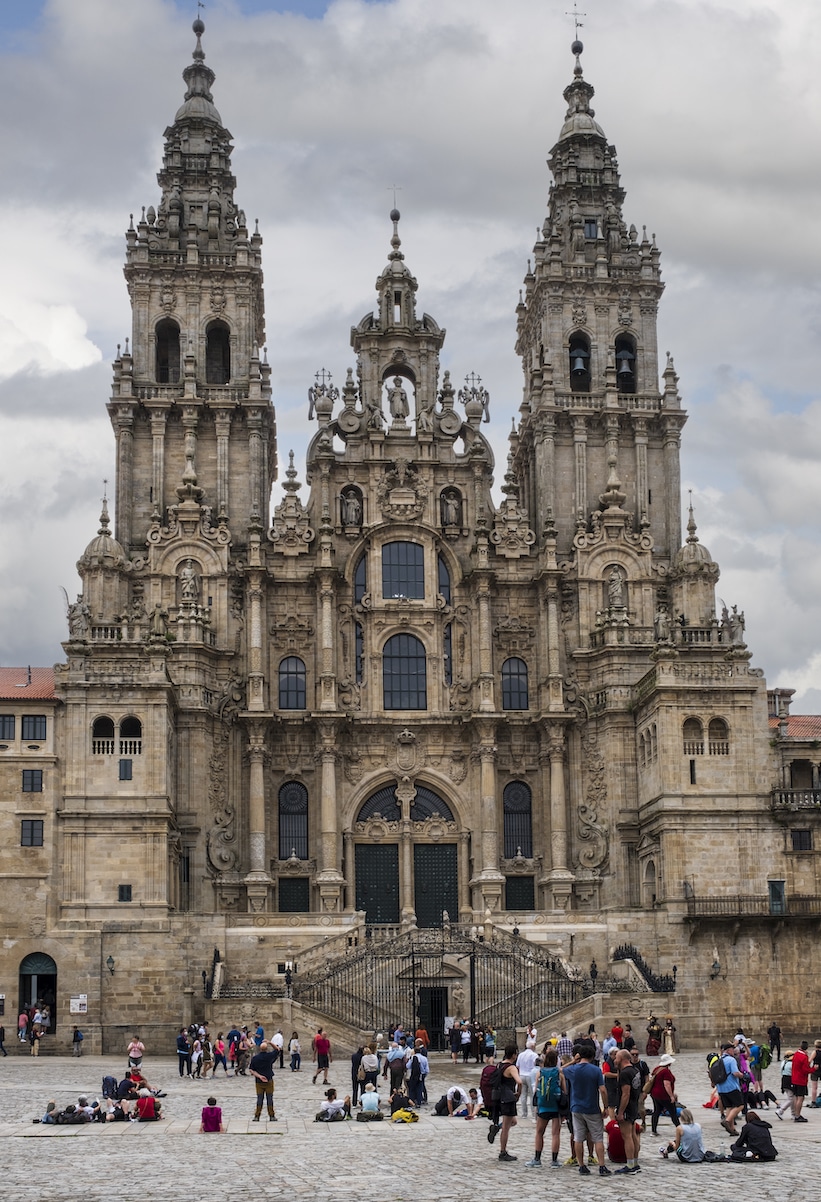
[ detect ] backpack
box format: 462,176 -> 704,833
707,1052 -> 728,1085
487,1064 -> 504,1102
759,1044 -> 772,1071
536,1066 -> 561,1109
102,1075 -> 118,1100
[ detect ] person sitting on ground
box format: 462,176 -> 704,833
356,1081 -> 383,1120
77,1096 -> 104,1123
730,1111 -> 777,1161
390,1085 -> 413,1114
318,1087 -> 351,1121
200,1095 -> 224,1132
136,1088 -> 162,1121
660,1108 -> 707,1162
56,1104 -> 88,1125
606,1116 -> 642,1163
433,1084 -> 469,1115
454,1087 -> 480,1117
104,1097 -> 129,1122
39,1100 -> 59,1125
128,1068 -> 166,1097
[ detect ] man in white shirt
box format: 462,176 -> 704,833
271,1029 -> 284,1069
516,1047 -> 539,1119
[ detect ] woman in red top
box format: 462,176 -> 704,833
649,1054 -> 678,1135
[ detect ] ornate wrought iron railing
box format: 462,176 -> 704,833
612,944 -> 676,992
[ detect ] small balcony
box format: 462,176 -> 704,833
770,788 -> 821,813
686,895 -> 821,920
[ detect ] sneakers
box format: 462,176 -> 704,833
564,1156 -> 578,1166
774,1108 -> 784,1120
578,1164 -> 591,1175
524,1158 -> 543,1168
487,1122 -> 501,1144
498,1151 -> 517,1162
587,1154 -> 597,1165
599,1165 -> 612,1176
659,1145 -> 669,1158
794,1115 -> 808,1122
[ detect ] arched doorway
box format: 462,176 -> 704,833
19,952 -> 58,1032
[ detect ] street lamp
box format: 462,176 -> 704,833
106,956 -> 115,975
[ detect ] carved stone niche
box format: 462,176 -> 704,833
501,854 -> 539,876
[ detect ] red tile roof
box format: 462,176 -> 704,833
0,667 -> 56,701
769,714 -> 821,740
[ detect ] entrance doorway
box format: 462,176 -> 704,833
19,951 -> 58,1033
414,843 -> 458,928
418,985 -> 448,1051
355,843 -> 400,924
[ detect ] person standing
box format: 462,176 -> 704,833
271,1028 -> 284,1070
662,1018 -> 677,1055
212,1033 -> 228,1075
716,1043 -> 745,1134
526,1046 -> 565,1168
312,1028 -> 332,1085
176,1027 -> 191,1076
649,1053 -> 678,1134
494,1043 -> 523,1163
767,1021 -> 782,1061
613,1048 -> 642,1175
127,1035 -> 145,1070
0,1024 -> 7,1056
18,1010 -> 29,1043
516,1044 -> 539,1121
289,1031 -> 302,1072
71,1027 -> 84,1057
790,1041 -> 811,1122
562,1042 -> 612,1177
249,1040 -> 278,1121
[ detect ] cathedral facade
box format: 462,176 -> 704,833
2,24 -> 818,1049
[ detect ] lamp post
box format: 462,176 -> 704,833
106,956 -> 115,976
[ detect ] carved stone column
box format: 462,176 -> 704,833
458,830 -> 472,921
245,725 -> 270,912
315,723 -> 344,911
114,406 -> 135,546
214,409 -> 232,519
246,574 -> 264,711
149,407 -> 167,518
247,407 -> 263,523
633,415 -> 649,527
541,722 -> 574,909
663,417 -> 683,556
572,413 -> 588,526
318,576 -> 336,711
476,575 -> 494,712
470,737 -> 504,912
543,582 -> 564,712
536,413 -> 556,533
400,820 -> 414,923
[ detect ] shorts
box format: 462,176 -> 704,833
499,1101 -> 517,1118
571,1111 -> 604,1144
718,1088 -> 743,1108
317,1053 -> 330,1069
792,1084 -> 808,1097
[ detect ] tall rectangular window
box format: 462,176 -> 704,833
21,820 -> 44,847
0,715 -> 15,739
22,769 -> 43,792
791,829 -> 812,852
119,759 -> 133,781
22,715 -> 46,741
118,884 -> 132,903
382,542 -> 424,599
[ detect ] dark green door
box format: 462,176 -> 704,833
414,843 -> 458,928
418,985 -> 448,1051
355,843 -> 400,924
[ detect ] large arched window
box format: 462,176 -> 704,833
383,633 -> 427,709
356,782 -> 453,824
278,781 -> 308,860
615,333 -> 636,394
683,717 -> 703,755
708,718 -> 730,755
503,781 -> 533,858
205,319 -> 231,384
92,716 -> 115,755
119,717 -> 142,755
501,657 -> 529,710
155,319 -> 180,383
382,542 -> 424,599
569,331 -> 591,392
279,657 -> 307,710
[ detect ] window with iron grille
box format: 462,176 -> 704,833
279,781 -> 309,860
279,877 -> 310,913
503,780 -> 533,857
505,875 -> 535,911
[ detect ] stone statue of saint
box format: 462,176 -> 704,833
416,395 -> 434,432
730,605 -> 746,646
150,604 -> 168,638
654,604 -> 671,644
366,393 -> 384,430
342,491 -> 362,526
387,376 -> 409,421
442,491 -> 461,527
608,566 -> 625,608
179,558 -> 199,602
68,596 -> 90,640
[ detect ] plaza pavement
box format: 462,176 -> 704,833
0,1047 -> 818,1201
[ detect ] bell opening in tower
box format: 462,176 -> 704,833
205,319 -> 231,384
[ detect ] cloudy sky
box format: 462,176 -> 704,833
1,0 -> 820,711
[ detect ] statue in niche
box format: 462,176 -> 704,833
341,491 -> 362,527
179,558 -> 199,603
607,566 -> 625,608
441,490 -> 462,527
387,376 -> 409,421
416,394 -> 434,432
366,392 -> 385,430
653,604 -> 671,644
67,596 -> 90,640
149,604 -> 168,638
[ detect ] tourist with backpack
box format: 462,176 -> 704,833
526,1046 -> 566,1168
487,1043 -> 523,1162
712,1043 -> 744,1134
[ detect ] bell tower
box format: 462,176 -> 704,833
108,17 -> 276,553
513,39 -> 685,562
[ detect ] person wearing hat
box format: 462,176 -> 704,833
648,1053 -> 678,1135
715,1043 -> 744,1135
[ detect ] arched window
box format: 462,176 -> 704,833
503,781 -> 533,858
383,633 -> 427,709
615,333 -> 636,394
382,542 -> 424,599
155,319 -> 180,383
569,332 -> 591,392
502,657 -> 529,710
437,554 -> 451,605
682,717 -> 703,755
356,783 -> 453,823
205,320 -> 231,384
278,781 -> 308,860
410,785 -> 454,822
119,716 -> 142,755
354,554 -> 367,604
643,860 -> 657,907
279,657 -> 307,710
357,784 -> 401,823
92,716 -> 115,755
708,718 -> 730,755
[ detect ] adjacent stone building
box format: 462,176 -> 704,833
2,24 -> 818,1050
